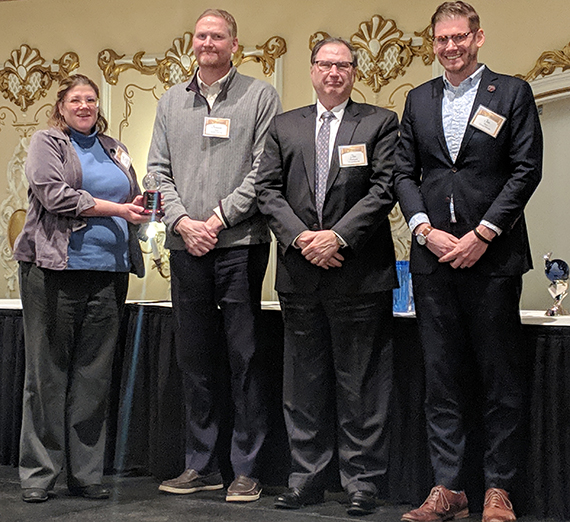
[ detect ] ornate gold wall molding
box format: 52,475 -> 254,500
0,45 -> 79,111
309,16 -> 434,93
98,32 -> 287,89
518,41 -> 570,82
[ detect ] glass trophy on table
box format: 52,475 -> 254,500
544,252 -> 569,316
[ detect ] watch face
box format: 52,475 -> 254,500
416,234 -> 427,246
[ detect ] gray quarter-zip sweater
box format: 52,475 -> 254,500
147,67 -> 282,251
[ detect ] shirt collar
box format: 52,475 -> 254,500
316,98 -> 349,120
197,68 -> 232,96
443,64 -> 486,94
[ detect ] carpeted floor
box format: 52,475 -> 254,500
0,466 -> 559,522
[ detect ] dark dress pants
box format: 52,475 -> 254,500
279,290 -> 393,496
413,264 -> 526,491
170,244 -> 269,478
18,262 -> 128,490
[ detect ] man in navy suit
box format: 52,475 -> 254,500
255,37 -> 398,516
394,3 -> 542,522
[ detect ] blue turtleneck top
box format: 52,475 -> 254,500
67,128 -> 130,272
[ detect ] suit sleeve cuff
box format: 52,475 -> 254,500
409,213 -> 431,234
333,231 -> 348,248
480,220 -> 502,236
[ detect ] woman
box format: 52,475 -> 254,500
13,74 -> 150,503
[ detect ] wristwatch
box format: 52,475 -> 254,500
415,225 -> 433,246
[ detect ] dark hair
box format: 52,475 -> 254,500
196,9 -> 237,38
431,1 -> 480,33
310,37 -> 358,68
48,74 -> 108,134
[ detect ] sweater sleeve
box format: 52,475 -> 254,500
217,82 -> 282,227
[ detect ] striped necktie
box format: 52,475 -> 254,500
315,110 -> 335,224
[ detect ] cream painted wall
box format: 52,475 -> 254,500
523,97 -> 570,311
1,0 -> 569,308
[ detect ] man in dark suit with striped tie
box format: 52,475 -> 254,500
255,37 -> 399,516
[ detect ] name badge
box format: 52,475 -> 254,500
470,105 -> 506,138
203,117 -> 231,138
114,147 -> 131,170
338,144 -> 368,167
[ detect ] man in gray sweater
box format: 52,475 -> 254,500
147,8 -> 281,502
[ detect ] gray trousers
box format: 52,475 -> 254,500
18,262 -> 128,490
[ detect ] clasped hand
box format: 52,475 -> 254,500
427,228 -> 488,269
175,214 -> 224,256
297,230 -> 344,269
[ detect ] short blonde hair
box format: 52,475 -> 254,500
431,1 -> 480,33
195,9 -> 237,38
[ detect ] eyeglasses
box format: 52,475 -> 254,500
432,31 -> 473,47
65,97 -> 99,109
313,60 -> 354,72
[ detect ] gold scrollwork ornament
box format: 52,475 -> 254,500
309,17 -> 433,94
98,33 -> 286,89
0,44 -> 79,111
518,41 -> 570,82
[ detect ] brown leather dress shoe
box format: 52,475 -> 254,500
482,488 -> 516,522
401,485 -> 469,522
226,475 -> 261,502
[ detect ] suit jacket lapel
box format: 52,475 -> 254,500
431,77 -> 451,164
300,105 -> 317,196
326,100 -> 359,192
298,105 -> 317,195
456,67 -> 500,163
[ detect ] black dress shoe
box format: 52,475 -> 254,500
69,484 -> 110,499
22,488 -> 48,503
274,487 -> 324,509
347,491 -> 376,516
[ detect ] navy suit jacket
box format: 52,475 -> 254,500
255,99 -> 399,295
394,67 -> 543,276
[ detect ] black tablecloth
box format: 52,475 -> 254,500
1,304 -> 569,519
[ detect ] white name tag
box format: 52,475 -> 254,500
338,144 -> 368,167
470,105 -> 506,138
203,117 -> 231,138
114,147 -> 131,170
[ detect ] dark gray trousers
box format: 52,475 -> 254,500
413,265 -> 526,491
18,262 -> 128,490
279,290 -> 394,496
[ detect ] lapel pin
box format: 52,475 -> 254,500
487,85 -> 496,92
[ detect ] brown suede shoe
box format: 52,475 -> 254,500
401,485 -> 469,522
226,475 -> 261,502
482,488 -> 516,522
158,469 -> 223,494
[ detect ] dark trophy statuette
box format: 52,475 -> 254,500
544,252 -> 569,316
142,172 -> 163,218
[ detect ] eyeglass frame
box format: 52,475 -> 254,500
64,97 -> 99,109
313,60 -> 356,72
432,31 -> 474,47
